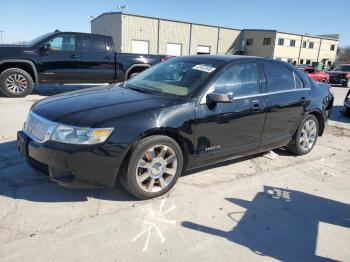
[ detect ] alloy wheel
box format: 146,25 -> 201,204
135,145 -> 178,193
299,119 -> 317,151
5,74 -> 28,94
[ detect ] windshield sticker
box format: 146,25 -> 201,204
192,64 -> 216,73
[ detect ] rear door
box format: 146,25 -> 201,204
194,62 -> 267,164
80,35 -> 115,83
38,34 -> 81,83
260,61 -> 310,147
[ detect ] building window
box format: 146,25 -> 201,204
278,38 -> 284,46
287,58 -> 293,63
300,59 -> 304,64
302,41 -> 307,48
131,40 -> 149,54
197,45 -> 211,55
309,42 -> 314,49
275,57 -> 282,61
330,44 -> 335,51
306,59 -> 311,65
263,38 -> 272,45
327,61 -> 332,66
290,40 -> 296,47
166,43 -> 182,56
246,39 -> 253,46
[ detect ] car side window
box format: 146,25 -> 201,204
46,35 -> 76,52
265,62 -> 295,92
294,72 -> 304,89
82,35 -> 106,53
211,63 -> 260,97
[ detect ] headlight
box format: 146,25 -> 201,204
51,125 -> 114,145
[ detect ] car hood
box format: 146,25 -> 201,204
327,71 -> 348,75
32,85 -> 179,127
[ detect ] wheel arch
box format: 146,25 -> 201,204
0,59 -> 38,83
125,64 -> 151,80
114,127 -> 192,186
308,110 -> 325,136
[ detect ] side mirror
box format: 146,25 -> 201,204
207,92 -> 233,103
40,43 -> 51,51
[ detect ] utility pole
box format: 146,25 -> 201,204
0,31 -> 3,44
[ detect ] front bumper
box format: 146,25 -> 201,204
329,75 -> 347,85
17,131 -> 127,187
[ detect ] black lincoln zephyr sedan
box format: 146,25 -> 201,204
17,55 -> 334,199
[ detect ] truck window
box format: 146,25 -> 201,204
46,35 -> 76,52
82,35 -> 106,53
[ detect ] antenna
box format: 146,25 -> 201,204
117,5 -> 128,12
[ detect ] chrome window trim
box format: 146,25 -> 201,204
23,112 -> 58,143
200,87 -> 311,104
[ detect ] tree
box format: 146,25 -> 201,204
335,46 -> 350,65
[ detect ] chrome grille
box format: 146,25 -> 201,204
23,112 -> 56,143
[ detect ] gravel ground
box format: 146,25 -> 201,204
0,85 -> 349,262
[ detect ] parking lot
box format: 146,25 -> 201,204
0,86 -> 349,261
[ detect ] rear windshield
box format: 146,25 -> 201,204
125,59 -> 224,97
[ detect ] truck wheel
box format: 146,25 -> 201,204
119,135 -> 184,199
287,115 -> 319,156
0,68 -> 34,97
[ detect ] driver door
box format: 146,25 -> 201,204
194,62 -> 267,164
38,34 -> 82,83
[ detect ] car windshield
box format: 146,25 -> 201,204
332,65 -> 350,71
26,32 -> 54,47
125,59 -> 224,97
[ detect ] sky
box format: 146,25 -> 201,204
1,0 -> 349,46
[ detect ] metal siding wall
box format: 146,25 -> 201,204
317,38 -> 338,63
273,32 -> 303,61
122,15 -> 158,54
217,28 -> 242,54
158,20 -> 191,56
190,25 -> 219,55
242,31 -> 275,57
298,36 -> 322,61
91,14 -> 122,52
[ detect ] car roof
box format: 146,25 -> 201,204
52,31 -> 112,38
174,55 -> 274,62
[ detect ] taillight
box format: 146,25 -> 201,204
346,73 -> 350,79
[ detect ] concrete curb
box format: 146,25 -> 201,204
325,123 -> 350,137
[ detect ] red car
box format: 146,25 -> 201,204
298,66 -> 330,83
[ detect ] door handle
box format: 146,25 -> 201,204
299,97 -> 307,105
70,54 -> 78,59
251,103 -> 264,112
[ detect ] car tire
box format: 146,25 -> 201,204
287,115 -> 319,156
119,135 -> 184,199
347,80 -> 350,88
320,78 -> 328,84
0,68 -> 34,97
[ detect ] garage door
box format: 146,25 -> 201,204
166,43 -> 182,56
197,45 -> 211,55
131,40 -> 149,54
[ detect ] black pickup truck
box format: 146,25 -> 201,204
0,31 -> 167,97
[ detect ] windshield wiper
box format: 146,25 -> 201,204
125,85 -> 155,95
